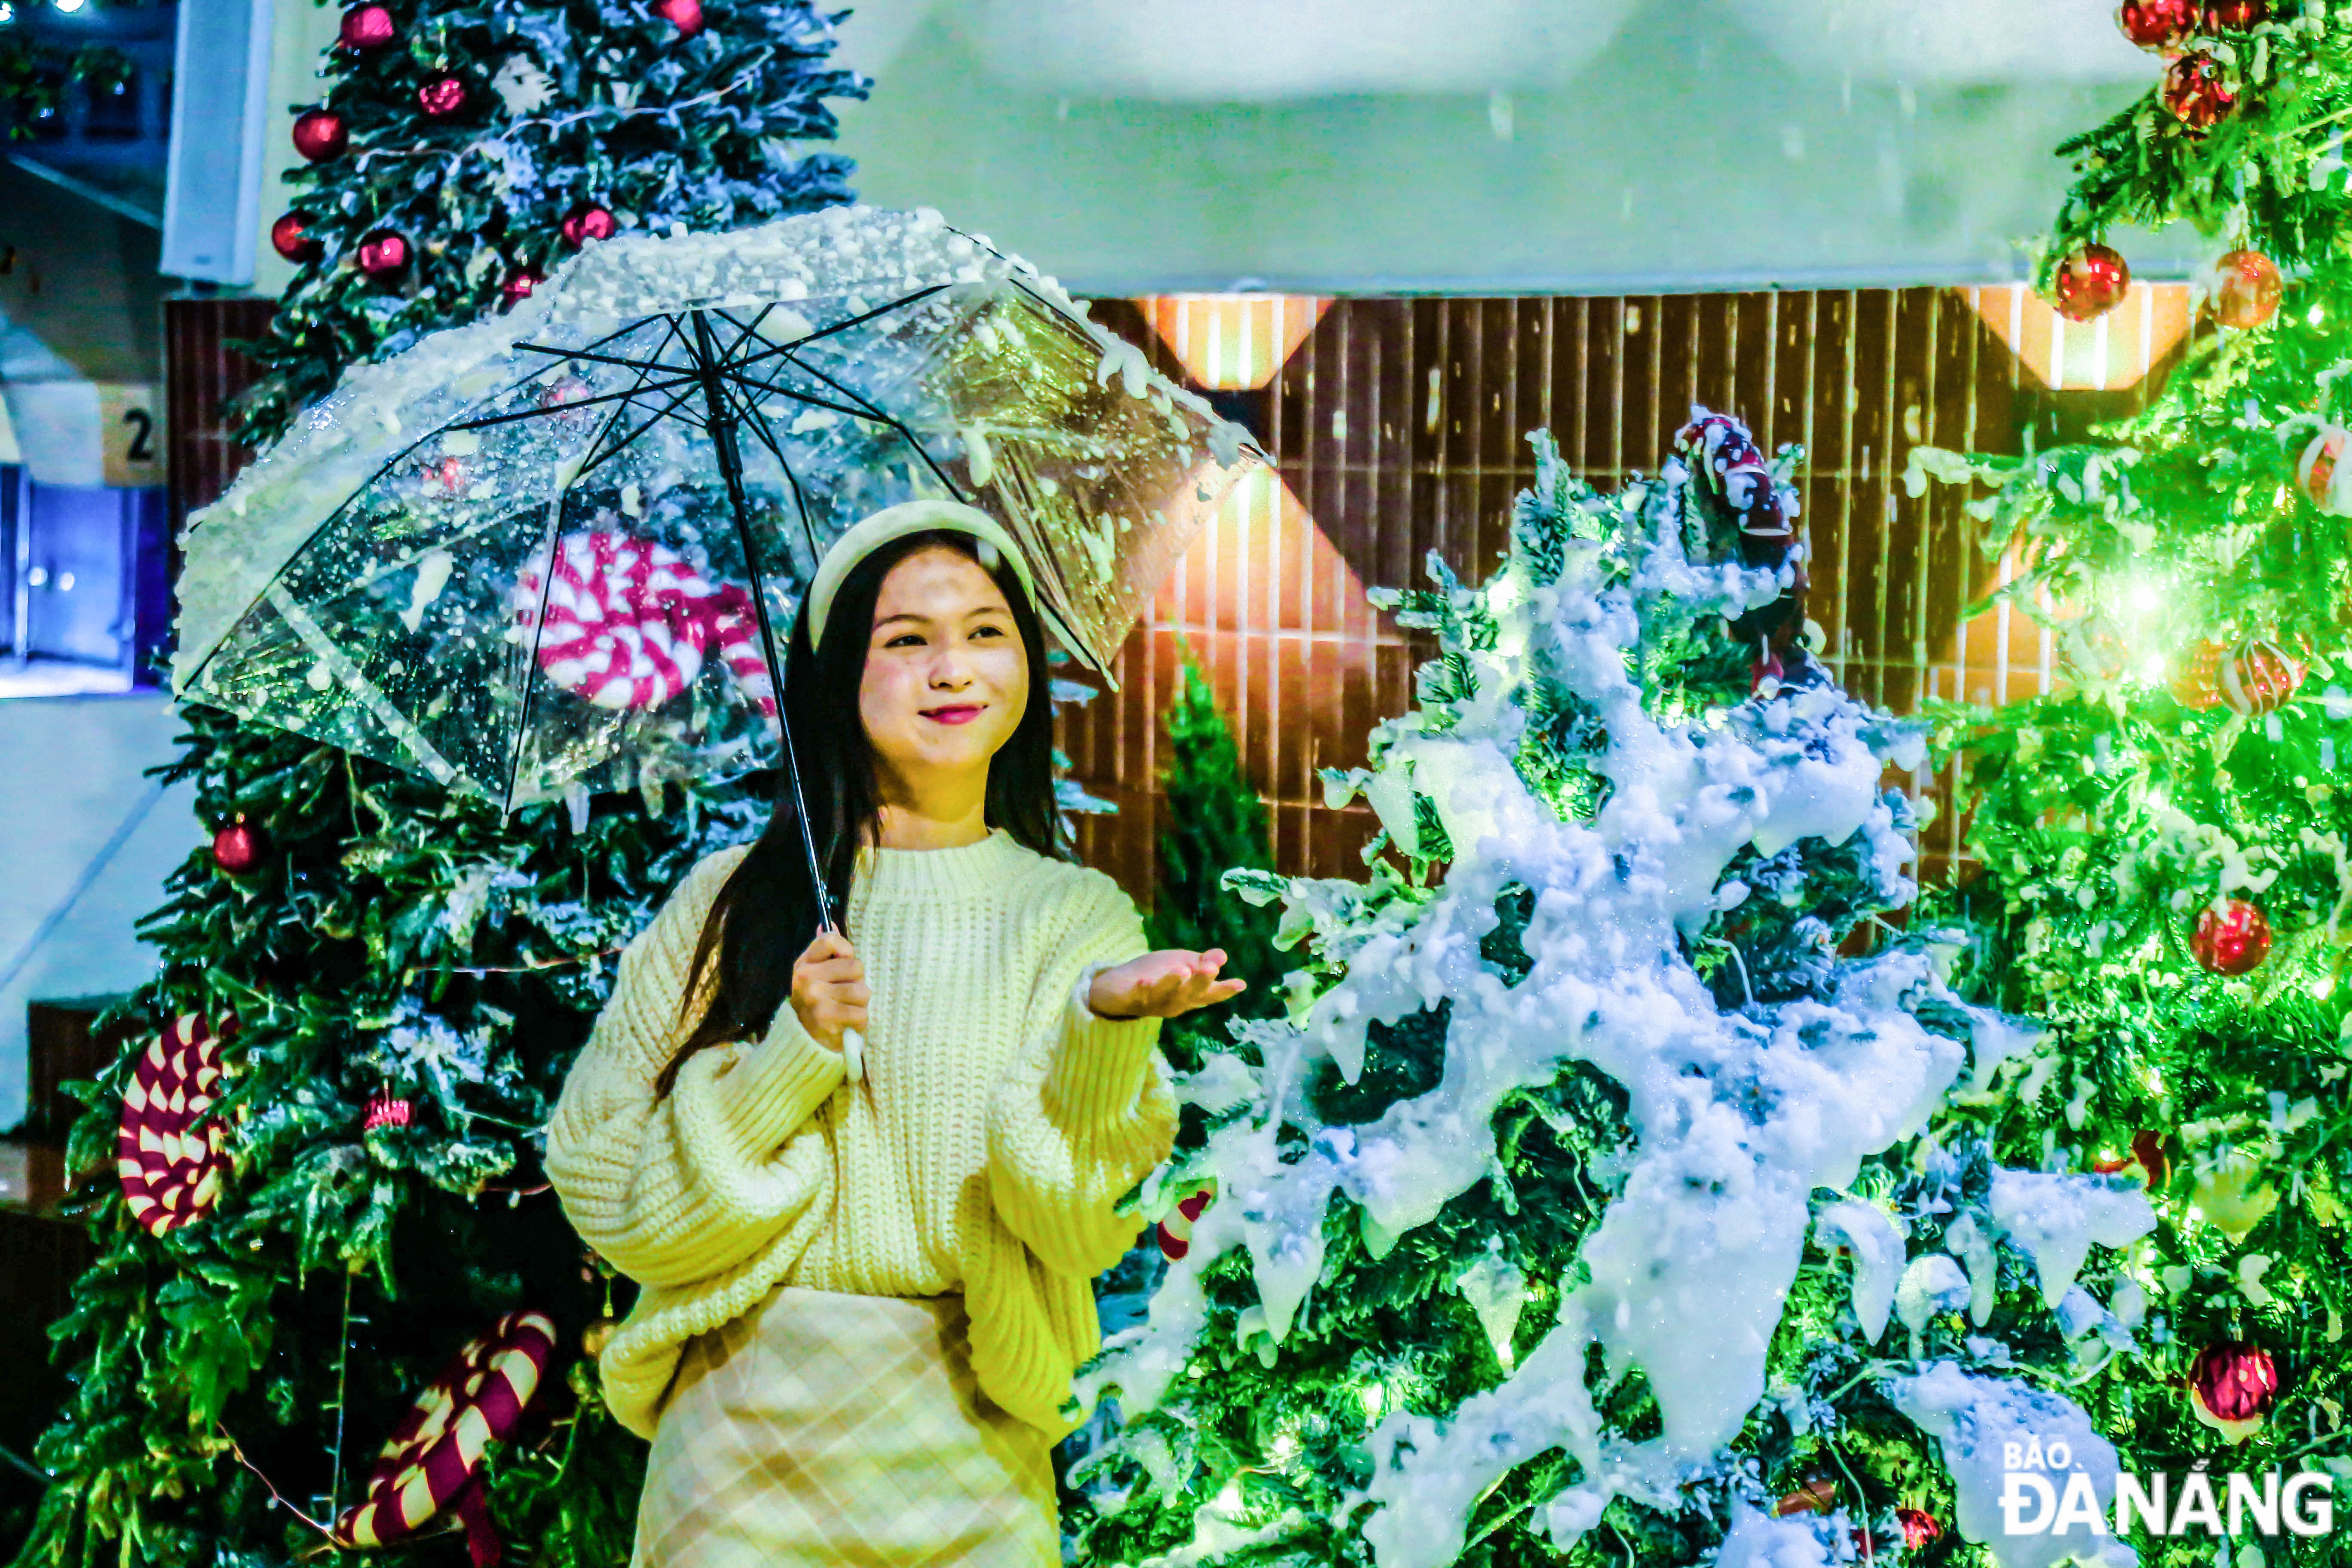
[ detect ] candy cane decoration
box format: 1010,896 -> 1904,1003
117,1014 -> 236,1237
515,531 -> 777,720
331,1310 -> 557,1567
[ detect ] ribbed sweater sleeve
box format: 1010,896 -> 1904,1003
545,848 -> 847,1290
985,873 -> 1179,1280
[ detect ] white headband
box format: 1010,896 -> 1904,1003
805,499 -> 1037,652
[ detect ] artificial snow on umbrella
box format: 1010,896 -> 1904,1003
173,206 -> 1259,820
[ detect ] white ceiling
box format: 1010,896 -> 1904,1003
834,0 -> 2194,293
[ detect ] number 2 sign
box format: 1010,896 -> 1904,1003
99,385 -> 163,489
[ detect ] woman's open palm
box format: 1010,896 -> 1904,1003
1088,949 -> 1245,1020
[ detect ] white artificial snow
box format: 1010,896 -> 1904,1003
1987,1169 -> 2156,1308
1815,1198 -> 1905,1343
1886,1363 -> 2136,1568
1455,1239 -> 1530,1369
1710,1504 -> 1845,1568
1944,1213 -> 2000,1326
1076,437 -> 2023,1568
1896,1254 -> 1972,1341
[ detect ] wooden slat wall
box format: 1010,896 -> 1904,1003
1067,287 -> 2188,898
162,296 -> 279,530
159,287 -> 2184,898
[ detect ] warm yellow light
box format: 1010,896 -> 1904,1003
1136,295 -> 1330,391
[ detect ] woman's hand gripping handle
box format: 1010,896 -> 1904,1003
791,928 -> 870,1083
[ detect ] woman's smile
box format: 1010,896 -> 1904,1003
921,702 -> 986,726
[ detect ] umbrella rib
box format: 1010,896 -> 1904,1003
756,348 -> 895,423
575,380 -> 709,481
712,285 -> 952,372
717,367 -> 971,502
443,374 -> 701,433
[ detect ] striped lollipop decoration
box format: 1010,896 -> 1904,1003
1155,1185 -> 1215,1262
515,530 -> 775,720
331,1310 -> 557,1566
116,1014 -> 236,1236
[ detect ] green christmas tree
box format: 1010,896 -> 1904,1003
233,0 -> 864,447
1063,414 -> 2171,1568
1909,8 -> 2352,1558
15,7 -> 864,1568
1146,657 -> 1285,1063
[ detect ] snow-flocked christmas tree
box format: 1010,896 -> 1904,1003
1065,413 -> 2171,1568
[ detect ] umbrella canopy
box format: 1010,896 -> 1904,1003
175,206 -> 1258,812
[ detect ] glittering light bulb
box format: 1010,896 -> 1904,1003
2140,656 -> 2168,683
1215,1482 -> 1244,1515
2313,976 -> 2336,1000
52,0 -> 84,13
2126,582 -> 2160,614
1357,1382 -> 1385,1418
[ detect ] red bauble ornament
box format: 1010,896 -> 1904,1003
2206,0 -> 2268,27
2117,0 -> 2201,47
652,0 -> 704,35
356,229 -> 410,277
1896,1509 -> 1942,1551
291,107 -> 349,162
501,267 -> 542,306
2220,638 -> 2305,714
2208,248 -> 2283,329
270,211 -> 323,264
2162,53 -> 2237,132
2190,898 -> 2271,975
2189,1340 -> 2279,1439
2301,427 -> 2351,514
417,75 -> 467,118
339,3 -> 397,50
1155,1186 -> 1213,1262
1750,647 -> 1785,694
560,203 -> 617,248
211,821 -> 264,874
2053,244 -> 2131,322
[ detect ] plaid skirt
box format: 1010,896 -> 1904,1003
632,1284 -> 1060,1568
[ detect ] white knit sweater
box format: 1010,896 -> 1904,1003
545,830 -> 1177,1439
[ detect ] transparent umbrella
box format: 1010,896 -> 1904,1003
174,206 -> 1261,846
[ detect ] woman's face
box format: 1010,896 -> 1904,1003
858,544 -> 1030,799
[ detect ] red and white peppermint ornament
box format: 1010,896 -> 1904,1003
2220,638 -> 2304,714
1156,1185 -> 1213,1261
332,1311 -> 557,1565
516,531 -> 776,720
117,1015 -> 237,1236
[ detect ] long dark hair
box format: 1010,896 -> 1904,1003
656,529 -> 1066,1094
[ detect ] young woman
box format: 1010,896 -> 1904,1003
546,499 -> 1240,1568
